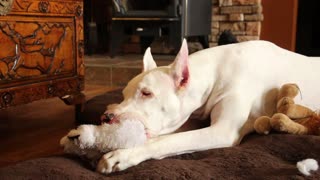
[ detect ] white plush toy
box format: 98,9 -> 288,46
60,119 -> 147,164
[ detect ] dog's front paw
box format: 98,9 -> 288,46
60,125 -> 97,151
96,149 -> 140,174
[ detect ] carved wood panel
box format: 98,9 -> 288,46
0,78 -> 84,108
0,0 -> 14,15
0,0 -> 84,109
11,0 -> 83,16
0,16 -> 75,85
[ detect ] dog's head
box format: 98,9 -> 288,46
101,40 -> 190,137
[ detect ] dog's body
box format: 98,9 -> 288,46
69,40 -> 320,174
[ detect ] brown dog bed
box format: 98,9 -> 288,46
1,90 -> 319,179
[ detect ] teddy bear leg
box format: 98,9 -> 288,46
277,98 -> 314,119
254,116 -> 272,135
270,113 -> 308,135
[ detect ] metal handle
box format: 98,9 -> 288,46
11,44 -> 20,71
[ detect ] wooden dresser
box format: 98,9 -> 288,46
0,0 -> 85,111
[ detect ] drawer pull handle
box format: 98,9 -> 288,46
48,85 -> 55,94
11,44 -> 20,71
2,92 -> 13,105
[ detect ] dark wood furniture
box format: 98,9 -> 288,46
0,0 -> 85,115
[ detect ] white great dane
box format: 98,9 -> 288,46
91,40 -> 320,174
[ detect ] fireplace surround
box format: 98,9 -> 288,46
210,0 -> 263,47
109,0 -> 212,57
85,0 -> 263,55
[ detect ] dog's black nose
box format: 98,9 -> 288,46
101,113 -> 115,123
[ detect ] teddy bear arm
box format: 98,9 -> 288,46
270,113 -> 308,135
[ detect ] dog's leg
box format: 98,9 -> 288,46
97,93 -> 253,174
96,126 -> 234,174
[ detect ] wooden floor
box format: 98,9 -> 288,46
0,54 -> 172,168
0,84 -> 118,168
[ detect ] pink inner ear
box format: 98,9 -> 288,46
176,39 -> 189,87
180,62 -> 189,87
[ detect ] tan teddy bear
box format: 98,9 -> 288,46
254,83 -> 320,135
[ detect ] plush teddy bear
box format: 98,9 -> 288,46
60,119 -> 147,164
254,83 -> 320,135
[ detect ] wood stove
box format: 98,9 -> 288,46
110,0 -> 211,57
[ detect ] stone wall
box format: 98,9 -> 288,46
210,0 -> 264,47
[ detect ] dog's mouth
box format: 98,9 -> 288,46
100,113 -> 119,124
100,112 -> 152,138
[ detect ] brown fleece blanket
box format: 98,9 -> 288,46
1,90 -> 319,179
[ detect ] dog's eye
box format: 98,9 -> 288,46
141,89 -> 153,97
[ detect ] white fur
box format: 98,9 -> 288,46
297,159 -> 319,176
143,47 -> 157,72
60,120 -> 147,161
71,40 -> 320,174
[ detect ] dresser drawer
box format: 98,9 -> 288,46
0,0 -> 84,109
0,16 -> 76,87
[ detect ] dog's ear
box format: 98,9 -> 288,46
171,39 -> 189,88
143,47 -> 157,72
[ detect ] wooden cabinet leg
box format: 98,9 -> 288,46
60,92 -> 86,125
